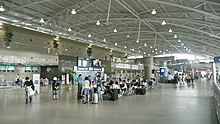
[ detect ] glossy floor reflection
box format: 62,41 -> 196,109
0,79 -> 218,124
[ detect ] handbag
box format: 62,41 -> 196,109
28,88 -> 35,96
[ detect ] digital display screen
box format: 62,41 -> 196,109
32,66 -> 38,71
77,57 -> 90,67
92,59 -> 101,67
7,66 -> 15,70
0,66 -> 6,70
25,66 -> 32,70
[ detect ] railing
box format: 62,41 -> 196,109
213,81 -> 220,123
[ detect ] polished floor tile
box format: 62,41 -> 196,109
0,79 -> 218,124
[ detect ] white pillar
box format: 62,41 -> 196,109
213,63 -> 216,83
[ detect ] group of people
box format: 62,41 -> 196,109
77,74 -> 102,103
174,73 -> 194,86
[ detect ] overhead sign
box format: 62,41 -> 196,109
115,63 -> 130,69
214,57 -> 220,63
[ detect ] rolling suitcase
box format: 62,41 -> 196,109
92,93 -> 98,104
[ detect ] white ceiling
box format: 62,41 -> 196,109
0,0 -> 220,57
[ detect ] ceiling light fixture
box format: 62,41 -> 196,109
162,20 -> 166,25
127,35 -> 130,38
0,6 -> 5,12
124,46 -> 127,49
152,51 -> 154,53
136,40 -> 139,43
178,39 -> 181,42
156,52 -> 158,54
186,48 -> 188,50
96,21 -> 100,25
163,52 -> 165,54
65,49 -> 68,51
159,50 -> 162,53
166,49 -> 168,51
71,9 -> 76,14
88,34 -> 92,37
138,51 -> 140,53
144,43 -> 147,46
181,43 -> 184,46
68,27 -> 72,31
113,29 -> 117,33
184,46 -> 186,48
144,52 -> 146,54
131,49 -> 134,51
155,48 -> 157,51
151,9 -> 156,15
115,43 -> 118,46
169,29 -> 172,33
39,18 -> 45,23
103,39 -> 106,42
148,54 -> 151,56
174,35 -> 177,38
150,46 -> 153,49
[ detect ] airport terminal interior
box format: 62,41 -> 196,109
0,0 -> 220,124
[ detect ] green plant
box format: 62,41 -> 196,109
3,26 -> 13,43
87,47 -> 92,57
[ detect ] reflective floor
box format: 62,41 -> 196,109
0,79 -> 218,124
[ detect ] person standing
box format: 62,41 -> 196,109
52,77 -> 60,101
77,74 -> 83,99
82,76 -> 90,103
23,77 -> 34,104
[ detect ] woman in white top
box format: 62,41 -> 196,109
82,77 -> 90,103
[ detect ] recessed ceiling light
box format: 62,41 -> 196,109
124,46 -> 127,49
152,51 -> 154,53
169,29 -> 172,33
162,20 -> 166,25
159,50 -> 162,53
148,54 -> 151,56
150,46 -> 153,49
127,35 -> 130,38
68,27 -> 72,31
184,46 -> 186,48
174,35 -> 177,38
166,49 -> 168,51
155,48 -> 157,51
144,52 -> 146,54
178,39 -> 181,42
96,21 -> 100,25
156,52 -> 158,54
163,52 -> 165,54
39,18 -> 45,23
138,51 -> 140,53
0,6 -> 5,12
151,9 -> 156,15
115,43 -> 118,46
136,40 -> 139,43
181,43 -> 184,46
103,39 -> 106,42
144,43 -> 147,46
131,49 -> 134,51
113,29 -> 117,32
88,34 -> 92,37
186,48 -> 188,50
71,9 -> 76,14
65,49 -> 68,51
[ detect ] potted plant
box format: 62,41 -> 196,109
3,26 -> 13,47
87,46 -> 92,57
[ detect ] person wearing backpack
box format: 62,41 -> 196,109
52,77 -> 60,101
23,77 -> 34,104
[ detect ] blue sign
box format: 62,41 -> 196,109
160,67 -> 168,78
214,57 -> 220,63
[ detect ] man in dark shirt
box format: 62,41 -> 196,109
23,77 -> 34,104
52,77 -> 60,101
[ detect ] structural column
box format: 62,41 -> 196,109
143,56 -> 154,80
160,60 -> 168,83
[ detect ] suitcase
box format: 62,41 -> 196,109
110,89 -> 118,101
92,93 -> 98,104
139,88 -> 146,95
